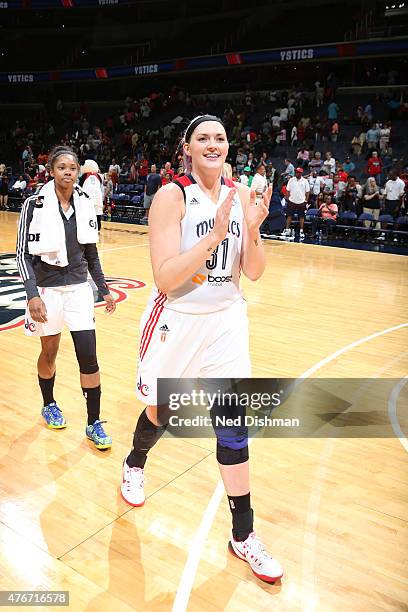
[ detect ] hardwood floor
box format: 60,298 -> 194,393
0,212 -> 407,611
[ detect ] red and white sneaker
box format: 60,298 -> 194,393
228,531 -> 283,583
120,460 -> 145,507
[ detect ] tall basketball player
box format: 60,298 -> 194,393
121,116 -> 283,582
16,146 -> 116,450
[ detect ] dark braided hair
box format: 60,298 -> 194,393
49,145 -> 79,169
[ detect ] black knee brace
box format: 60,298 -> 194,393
133,409 -> 168,451
127,409 -> 168,468
71,330 -> 99,374
211,396 -> 249,465
216,441 -> 249,465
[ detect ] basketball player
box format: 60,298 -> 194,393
121,116 -> 283,582
16,146 -> 116,450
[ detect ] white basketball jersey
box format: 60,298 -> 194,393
148,174 -> 244,314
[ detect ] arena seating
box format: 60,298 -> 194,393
110,183 -> 145,222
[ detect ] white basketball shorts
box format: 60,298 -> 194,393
136,298 -> 251,405
24,282 -> 95,337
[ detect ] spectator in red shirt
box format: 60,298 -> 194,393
330,121 -> 339,142
247,129 -> 257,144
172,165 -> 184,182
336,163 -> 348,183
366,151 -> 382,181
37,151 -> 48,166
160,161 -> 174,185
138,158 -> 149,185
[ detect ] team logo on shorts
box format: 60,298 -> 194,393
137,376 -> 150,397
0,253 -> 146,333
24,321 -> 36,332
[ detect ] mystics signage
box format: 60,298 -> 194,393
1,39 -> 407,83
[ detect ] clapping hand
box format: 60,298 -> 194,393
212,188 -> 236,243
245,187 -> 271,238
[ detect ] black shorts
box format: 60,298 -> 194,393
286,201 -> 306,218
385,200 -> 400,217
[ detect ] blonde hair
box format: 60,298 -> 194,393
81,159 -> 100,174
223,162 -> 233,179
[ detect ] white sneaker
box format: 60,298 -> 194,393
228,531 -> 283,583
281,228 -> 290,236
121,460 -> 145,506
300,230 -> 305,240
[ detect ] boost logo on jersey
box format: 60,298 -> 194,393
208,274 -> 232,284
0,253 -> 146,332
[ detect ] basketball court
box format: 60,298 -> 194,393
0,211 -> 407,611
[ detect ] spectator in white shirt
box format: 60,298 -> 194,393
323,173 -> 334,194
11,175 -> 27,193
314,81 -> 324,107
80,160 -> 104,231
239,166 -> 252,187
322,151 -> 336,175
308,171 -> 324,204
333,173 -> 347,202
291,125 -> 298,147
384,170 -> 405,217
236,148 -> 247,175
282,159 -> 295,179
109,158 -> 121,176
141,102 -> 151,119
272,113 -> 281,129
251,165 -> 268,202
283,167 -> 310,239
279,107 -> 289,123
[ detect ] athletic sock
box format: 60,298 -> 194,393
38,373 -> 56,406
127,408 -> 167,468
228,493 -> 254,541
82,385 -> 101,426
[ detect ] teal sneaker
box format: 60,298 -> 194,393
85,420 -> 112,450
41,402 -> 67,429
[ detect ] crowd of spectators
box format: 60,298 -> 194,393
0,81 -> 407,242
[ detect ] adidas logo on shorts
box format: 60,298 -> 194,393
159,324 -> 170,342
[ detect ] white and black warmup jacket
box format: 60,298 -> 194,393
16,185 -> 109,301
